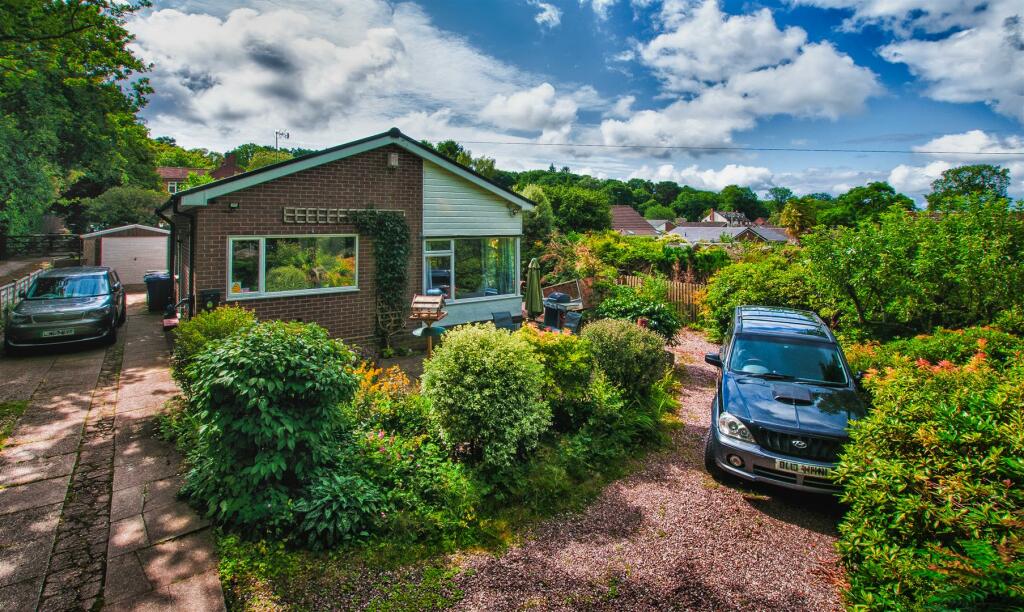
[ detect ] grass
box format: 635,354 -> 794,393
0,400 -> 28,450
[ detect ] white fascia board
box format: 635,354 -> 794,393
179,135 -> 535,211
81,224 -> 170,238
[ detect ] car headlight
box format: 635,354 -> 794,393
718,412 -> 754,443
7,312 -> 29,324
86,306 -> 112,319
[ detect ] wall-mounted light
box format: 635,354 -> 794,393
507,204 -> 520,217
228,202 -> 240,210
387,152 -> 400,169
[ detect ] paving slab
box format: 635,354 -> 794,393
0,576 -> 43,612
108,515 -> 149,557
0,503 -> 62,546
0,452 -> 77,487
144,501 -> 209,544
106,569 -> 224,612
110,484 -> 145,523
136,530 -> 218,589
113,455 -> 181,492
104,552 -> 152,605
0,475 -> 71,515
0,535 -> 54,587
0,434 -> 81,463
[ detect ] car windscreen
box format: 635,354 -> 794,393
27,275 -> 110,299
729,336 -> 848,385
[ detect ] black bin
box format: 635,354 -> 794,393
143,271 -> 172,313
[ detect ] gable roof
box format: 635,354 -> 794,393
81,224 -> 170,239
611,205 -> 658,236
163,128 -> 534,211
156,167 -> 206,181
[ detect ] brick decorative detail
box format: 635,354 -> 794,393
184,145 -> 424,348
39,337 -> 124,611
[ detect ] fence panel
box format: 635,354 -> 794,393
618,275 -> 705,322
0,269 -> 43,315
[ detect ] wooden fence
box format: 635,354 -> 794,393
618,275 -> 705,322
0,234 -> 81,260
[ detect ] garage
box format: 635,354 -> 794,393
80,224 -> 169,285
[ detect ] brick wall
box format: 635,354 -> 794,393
188,145 -> 423,349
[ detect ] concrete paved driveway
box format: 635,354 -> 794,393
0,293 -> 224,611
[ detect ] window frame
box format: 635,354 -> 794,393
226,234 -> 359,301
421,237 -> 520,304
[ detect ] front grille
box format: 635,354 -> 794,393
752,427 -> 844,462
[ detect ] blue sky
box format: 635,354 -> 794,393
131,0 -> 1024,198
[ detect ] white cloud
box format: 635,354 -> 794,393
640,0 -> 806,92
581,0 -> 618,20
480,82 -> 578,132
601,40 -> 880,150
632,162 -> 775,191
897,130 -> 1024,196
529,1 -> 562,29
605,95 -> 636,118
797,0 -> 1024,123
129,1 -> 544,150
888,161 -> 953,194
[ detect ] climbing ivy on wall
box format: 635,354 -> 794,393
350,210 -> 410,348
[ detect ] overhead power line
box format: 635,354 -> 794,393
457,140 -> 1024,156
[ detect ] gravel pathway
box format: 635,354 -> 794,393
452,330 -> 845,611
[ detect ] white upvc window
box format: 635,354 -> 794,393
423,237 -> 520,303
167,182 -> 180,194
227,235 -> 358,300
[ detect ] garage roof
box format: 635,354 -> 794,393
81,224 -> 170,238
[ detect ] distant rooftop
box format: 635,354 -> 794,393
611,205 -> 658,236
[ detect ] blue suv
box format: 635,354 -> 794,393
703,306 -> 865,494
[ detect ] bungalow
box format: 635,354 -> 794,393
157,128 -> 534,348
701,209 -> 751,226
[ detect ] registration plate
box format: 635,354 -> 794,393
775,458 -> 833,478
41,328 -> 76,338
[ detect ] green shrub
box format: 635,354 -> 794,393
595,276 -> 683,340
351,363 -> 431,436
293,471 -> 387,549
171,305 -> 257,392
266,265 -> 310,292
182,321 -> 359,535
835,355 -> 1024,609
994,305 -> 1024,336
422,324 -> 550,479
581,318 -> 668,398
700,251 -> 825,341
515,325 -> 595,431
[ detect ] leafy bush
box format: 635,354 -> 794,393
422,324 -> 550,479
581,318 -> 668,398
293,471 -> 387,549
595,276 -> 683,339
836,355 -> 1024,610
182,321 -> 359,535
700,251 -> 825,341
516,325 -> 595,431
171,304 -> 257,393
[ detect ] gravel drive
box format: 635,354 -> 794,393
452,330 -> 845,611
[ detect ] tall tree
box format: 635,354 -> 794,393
653,181 -> 682,206
719,185 -> 769,221
82,186 -> 165,230
779,197 -> 819,236
0,0 -> 154,235
828,182 -> 915,225
543,185 -> 611,233
926,164 -> 1010,210
766,186 -> 794,215
672,187 -> 718,221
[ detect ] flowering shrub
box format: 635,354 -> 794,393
422,324 -> 551,479
516,325 -> 595,431
595,277 -> 683,340
351,363 -> 430,435
845,326 -> 1024,374
836,350 -> 1024,609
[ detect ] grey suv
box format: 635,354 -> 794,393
4,267 -> 126,353
703,306 -> 865,494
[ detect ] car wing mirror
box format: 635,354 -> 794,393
853,371 -> 865,388
111,282 -> 122,292
704,352 -> 723,368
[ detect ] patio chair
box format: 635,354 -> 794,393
563,311 -> 583,334
491,311 -> 519,331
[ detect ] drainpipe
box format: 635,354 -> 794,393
156,200 -> 175,282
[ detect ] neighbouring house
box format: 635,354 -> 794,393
157,153 -> 245,194
667,225 -> 788,245
158,128 -> 535,348
611,205 -> 659,236
646,219 -> 678,234
702,209 -> 751,226
81,224 -> 170,285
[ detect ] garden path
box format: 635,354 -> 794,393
0,293 -> 224,611
452,331 -> 845,611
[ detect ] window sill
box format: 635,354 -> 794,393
226,286 -> 359,301
445,293 -> 521,305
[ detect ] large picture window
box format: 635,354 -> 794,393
228,235 -> 358,299
423,237 -> 517,301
